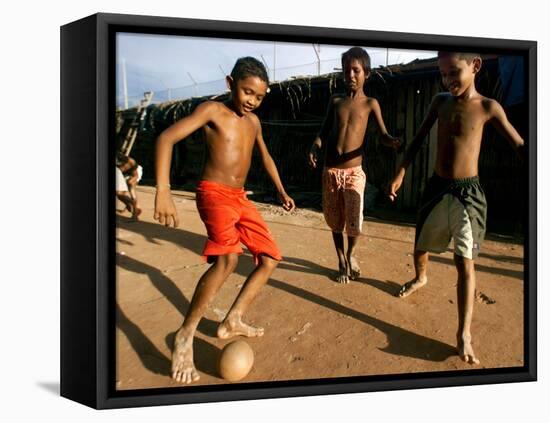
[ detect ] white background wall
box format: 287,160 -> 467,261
0,1 -> 546,421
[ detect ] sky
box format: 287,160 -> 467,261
116,32 -> 436,108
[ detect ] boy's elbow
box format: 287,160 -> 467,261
263,154 -> 275,166
262,154 -> 277,170
156,132 -> 166,144
156,133 -> 173,148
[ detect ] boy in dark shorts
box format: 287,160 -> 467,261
389,52 -> 524,364
154,57 -> 295,384
309,47 -> 401,284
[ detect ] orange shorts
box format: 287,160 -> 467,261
196,180 -> 282,264
322,166 -> 366,236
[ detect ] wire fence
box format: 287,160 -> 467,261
117,58 -> 345,109
117,51 -> 433,109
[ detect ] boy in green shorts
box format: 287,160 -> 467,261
389,52 -> 524,364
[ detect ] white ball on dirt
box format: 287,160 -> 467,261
218,340 -> 254,382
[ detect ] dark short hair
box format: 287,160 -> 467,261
116,151 -> 128,167
230,57 -> 270,85
342,47 -> 371,74
437,51 -> 480,63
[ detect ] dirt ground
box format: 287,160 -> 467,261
115,186 -> 524,390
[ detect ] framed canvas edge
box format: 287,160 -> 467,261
60,13 -> 100,409
60,12 -> 537,410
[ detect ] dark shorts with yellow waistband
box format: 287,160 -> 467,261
415,174 -> 487,259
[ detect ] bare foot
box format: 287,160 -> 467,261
132,206 -> 142,220
217,315 -> 264,339
348,256 -> 361,280
396,277 -> 428,298
457,335 -> 480,365
336,259 -> 349,284
171,329 -> 200,384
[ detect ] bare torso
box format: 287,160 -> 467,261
435,93 -> 493,179
324,94 -> 374,168
201,102 -> 258,188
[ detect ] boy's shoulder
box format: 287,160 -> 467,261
197,100 -> 248,123
433,92 -> 453,104
191,100 -> 224,118
200,99 -> 224,111
479,96 -> 501,113
365,96 -> 379,106
330,93 -> 346,104
247,111 -> 261,127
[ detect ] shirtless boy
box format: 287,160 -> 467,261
309,47 -> 400,283
389,52 -> 524,364
154,57 -> 295,384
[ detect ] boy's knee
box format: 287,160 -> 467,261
453,254 -> 475,275
260,255 -> 278,270
215,253 -> 239,273
453,254 -> 471,265
226,253 -> 239,271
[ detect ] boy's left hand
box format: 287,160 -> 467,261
278,192 -> 296,212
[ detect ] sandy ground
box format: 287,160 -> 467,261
116,187 -> 524,390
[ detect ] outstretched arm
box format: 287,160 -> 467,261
255,117 -> 295,211
309,97 -> 335,168
487,99 -> 525,161
370,98 -> 401,151
154,101 -> 215,227
388,95 -> 440,201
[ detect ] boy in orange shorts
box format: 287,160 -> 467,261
309,47 -> 400,283
154,57 -> 295,384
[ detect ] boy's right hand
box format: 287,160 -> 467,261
154,190 -> 180,227
388,173 -> 404,202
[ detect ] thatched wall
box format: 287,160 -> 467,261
117,57 -> 525,235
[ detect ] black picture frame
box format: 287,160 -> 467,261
60,12 -> 537,409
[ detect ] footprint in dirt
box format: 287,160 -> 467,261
475,290 -> 496,305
